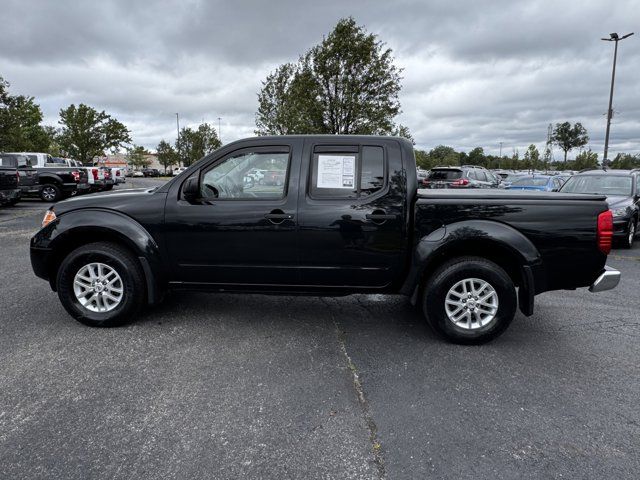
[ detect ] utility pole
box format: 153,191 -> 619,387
218,117 -> 222,144
175,113 -> 181,167
601,32 -> 634,166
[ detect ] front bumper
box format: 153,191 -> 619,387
589,266 -> 621,293
0,188 -> 21,204
613,218 -> 630,238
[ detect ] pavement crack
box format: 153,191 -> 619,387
334,318 -> 386,479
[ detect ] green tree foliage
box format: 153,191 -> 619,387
610,153 -> 640,169
256,17 -> 404,136
551,122 -> 589,165
156,139 -> 178,173
57,103 -> 131,164
0,76 -> 53,152
175,123 -> 221,166
573,149 -> 599,170
127,145 -> 150,170
523,144 -> 540,170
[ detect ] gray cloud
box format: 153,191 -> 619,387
2,0 -> 639,158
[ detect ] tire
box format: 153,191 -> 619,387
56,242 -> 146,327
421,256 -> 517,345
622,219 -> 636,249
40,184 -> 62,202
103,184 -> 114,191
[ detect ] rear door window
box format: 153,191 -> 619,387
310,145 -> 386,199
428,169 -> 462,181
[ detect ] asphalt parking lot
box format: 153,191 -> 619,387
1,178 -> 639,479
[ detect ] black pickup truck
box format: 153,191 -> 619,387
30,136 -> 620,344
0,163 -> 21,206
0,153 -> 39,200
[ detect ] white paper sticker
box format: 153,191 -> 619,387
317,155 -> 356,189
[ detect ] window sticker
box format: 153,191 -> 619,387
317,155 -> 356,189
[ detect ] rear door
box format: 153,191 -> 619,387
296,138 -> 407,289
163,139 -> 302,286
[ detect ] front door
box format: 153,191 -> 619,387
163,141 -> 301,286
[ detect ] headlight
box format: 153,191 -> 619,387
42,209 -> 57,228
611,207 -> 628,217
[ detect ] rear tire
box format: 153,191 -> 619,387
56,242 -> 146,327
40,184 -> 62,202
421,257 -> 517,345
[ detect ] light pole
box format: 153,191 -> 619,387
601,32 -> 634,166
218,117 -> 222,144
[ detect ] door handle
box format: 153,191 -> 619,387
265,209 -> 294,224
366,210 -> 396,224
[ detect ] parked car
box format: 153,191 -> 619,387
133,170 -> 144,177
31,135 -> 619,345
8,152 -> 89,201
0,153 -> 39,200
423,165 -> 499,189
110,168 -> 125,184
0,161 -> 21,206
560,169 -> 639,248
99,167 -> 115,191
506,175 -> 565,192
172,166 -> 187,176
142,168 -> 161,177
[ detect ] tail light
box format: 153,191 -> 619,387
71,170 -> 80,182
451,178 -> 470,187
597,210 -> 613,255
92,168 -> 99,180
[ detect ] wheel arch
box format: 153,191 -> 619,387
40,209 -> 165,304
402,220 -> 542,316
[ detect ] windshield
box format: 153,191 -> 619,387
428,169 -> 462,180
560,175 -> 633,196
511,177 -> 549,187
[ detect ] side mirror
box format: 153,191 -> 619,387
551,188 -> 559,192
182,176 -> 200,202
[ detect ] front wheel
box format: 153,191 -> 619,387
622,219 -> 636,249
56,242 -> 146,327
421,257 -> 517,344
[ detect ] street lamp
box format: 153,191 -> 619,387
601,32 -> 634,166
176,113 -> 181,167
218,117 -> 222,144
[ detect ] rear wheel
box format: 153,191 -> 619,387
56,242 -> 146,327
40,184 -> 62,202
422,257 -> 517,344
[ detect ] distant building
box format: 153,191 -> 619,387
94,153 -> 163,171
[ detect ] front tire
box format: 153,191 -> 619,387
422,257 -> 517,344
56,242 -> 146,327
622,219 -> 636,249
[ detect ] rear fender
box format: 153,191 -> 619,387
402,220 -> 542,316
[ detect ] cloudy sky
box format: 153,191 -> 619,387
2,0 -> 639,158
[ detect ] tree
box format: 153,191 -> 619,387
175,123 -> 221,166
573,149 -> 599,170
156,140 -> 178,174
57,103 -> 131,164
127,145 -> 150,170
610,153 -> 640,169
0,76 -> 53,152
551,122 -> 589,166
467,147 -> 485,165
256,17 -> 404,136
523,144 -> 540,170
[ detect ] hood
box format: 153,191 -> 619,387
52,188 -> 160,215
605,195 -> 632,209
506,185 -> 547,191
